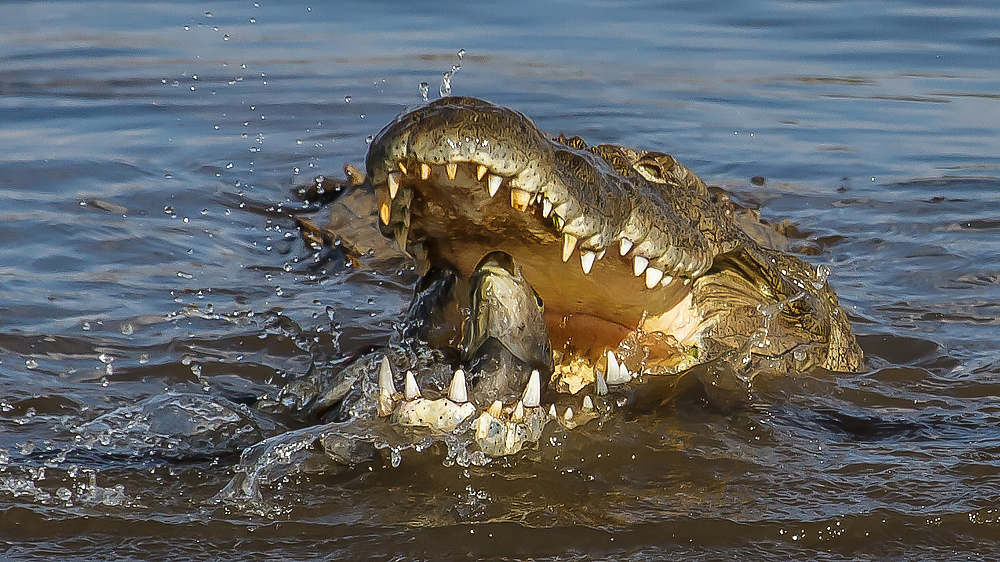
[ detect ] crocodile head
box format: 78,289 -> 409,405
365,96 -> 863,379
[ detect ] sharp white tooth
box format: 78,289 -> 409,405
633,255 -> 648,276
487,174 -> 502,197
645,267 -> 664,289
378,356 -> 396,396
619,237 -> 633,255
542,198 -> 553,218
512,400 -> 525,422
487,400 -> 503,418
660,274 -> 674,287
595,371 -> 609,396
397,162 -> 408,175
580,250 -> 596,274
404,370 -> 420,400
476,164 -> 488,181
548,404 -> 557,417
448,369 -> 468,403
562,233 -> 578,263
387,171 -> 401,200
606,350 -> 620,383
511,188 -> 532,211
596,249 -> 606,260
523,369 -> 541,407
582,395 -> 594,411
683,277 -> 692,286
446,162 -> 457,180
563,407 -> 574,421
420,163 -> 431,180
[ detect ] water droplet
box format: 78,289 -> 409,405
25,359 -> 38,370
365,135 -> 374,144
344,95 -> 351,103
249,17 -> 256,23
419,82 -> 429,102
223,34 -> 230,41
205,11 -> 213,17
120,323 -> 134,336
457,48 -> 466,59
440,72 -> 452,97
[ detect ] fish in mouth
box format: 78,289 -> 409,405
365,96 -> 863,388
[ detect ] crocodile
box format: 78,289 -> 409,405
365,96 -> 863,380
270,96 -> 864,463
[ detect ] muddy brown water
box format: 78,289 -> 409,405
2,0 -> 1000,559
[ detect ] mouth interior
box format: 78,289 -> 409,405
390,162 -> 695,363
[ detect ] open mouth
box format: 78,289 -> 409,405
365,98 -> 707,374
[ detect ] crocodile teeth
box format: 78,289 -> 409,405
387,171 -> 401,199
523,369 -> 541,407
582,395 -> 594,411
378,356 -> 396,396
595,371 -> 609,396
510,188 -> 532,211
542,198 -> 553,218
397,162 -> 408,175
446,162 -> 457,180
619,237 -> 634,255
645,267 -> 664,289
606,350 -> 632,384
633,255 -> 648,276
420,163 -> 431,180
476,164 -> 488,181
580,250 -> 596,274
661,274 -> 674,287
564,407 -> 574,421
487,174 -> 502,197
512,400 -> 525,422
562,233 -> 578,263
448,369 -> 468,403
549,404 -> 557,417
379,202 -> 391,225
487,400 -> 503,418
404,370 -> 420,400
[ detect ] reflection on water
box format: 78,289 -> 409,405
2,0 -> 1000,559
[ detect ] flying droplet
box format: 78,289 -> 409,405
419,82 -> 429,102
440,72 -> 452,97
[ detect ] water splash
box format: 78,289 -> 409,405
419,82 -> 429,102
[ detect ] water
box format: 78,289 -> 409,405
2,0 -> 1000,559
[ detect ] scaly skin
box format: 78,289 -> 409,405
366,96 -> 864,376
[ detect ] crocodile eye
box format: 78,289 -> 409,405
533,291 -> 544,310
635,162 -> 666,184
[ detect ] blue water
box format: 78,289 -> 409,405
2,1 -> 1000,559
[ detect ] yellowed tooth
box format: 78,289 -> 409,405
476,164 -> 488,181
510,188 -> 532,211
562,233 -> 578,263
420,163 -> 431,180
446,162 -> 457,180
397,161 -> 408,175
387,171 -> 401,199
582,395 -> 594,411
542,198 -> 553,218
379,202 -> 391,225
512,400 -> 525,422
487,400 -> 503,418
487,174 -> 502,197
